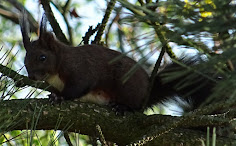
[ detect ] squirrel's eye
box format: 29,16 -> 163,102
39,54 -> 47,62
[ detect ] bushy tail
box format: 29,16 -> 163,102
147,58 -> 216,112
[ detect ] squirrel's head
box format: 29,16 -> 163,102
20,15 -> 59,81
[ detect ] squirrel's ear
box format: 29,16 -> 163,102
19,12 -> 31,51
40,32 -> 55,43
39,14 -> 47,39
38,15 -> 55,43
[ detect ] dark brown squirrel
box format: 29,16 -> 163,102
20,16 -> 215,112
20,16 -> 150,111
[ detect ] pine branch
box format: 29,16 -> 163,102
0,62 -> 235,145
92,0 -> 117,44
0,63 -> 54,92
82,24 -> 100,45
105,7 -> 122,47
0,98 -> 235,145
117,0 -> 176,58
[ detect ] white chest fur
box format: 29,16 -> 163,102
46,74 -> 110,105
79,92 -> 110,105
46,74 -> 65,92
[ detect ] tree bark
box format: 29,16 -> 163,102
0,98 -> 235,145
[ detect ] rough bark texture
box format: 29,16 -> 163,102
0,98 -> 235,145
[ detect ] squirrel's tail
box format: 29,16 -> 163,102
147,58 -> 216,112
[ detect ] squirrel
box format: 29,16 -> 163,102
20,16 -> 215,112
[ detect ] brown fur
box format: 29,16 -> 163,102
22,30 -> 149,110
20,17 -> 215,112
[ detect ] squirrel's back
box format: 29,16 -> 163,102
59,44 -> 150,110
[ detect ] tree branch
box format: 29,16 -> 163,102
82,24 -> 100,45
0,62 -> 235,144
0,63 -> 54,92
40,0 -> 69,45
144,46 -> 166,106
1,1 -> 38,34
105,7 -> 122,48
0,5 -> 19,24
50,1 -> 73,44
92,0 -> 117,44
0,98 -> 235,145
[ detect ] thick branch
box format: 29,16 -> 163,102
0,63 -> 235,144
0,99 -> 235,145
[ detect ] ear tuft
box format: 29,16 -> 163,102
19,11 -> 31,50
42,32 -> 55,42
38,14 -> 55,44
39,14 -> 48,39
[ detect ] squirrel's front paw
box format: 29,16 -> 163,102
49,93 -> 64,104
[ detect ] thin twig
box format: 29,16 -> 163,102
105,7 -> 122,47
92,0 -> 117,44
51,1 -> 73,44
63,0 -> 71,15
64,132 -> 73,146
81,24 -> 100,45
143,46 -> 165,107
